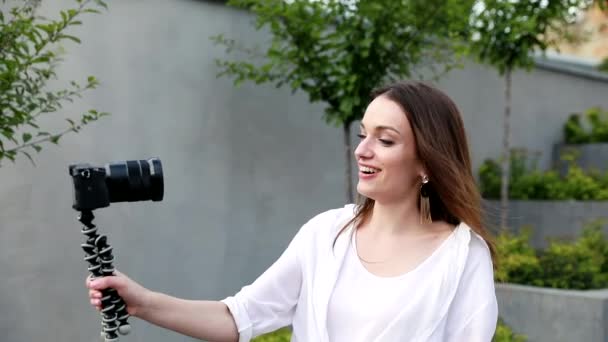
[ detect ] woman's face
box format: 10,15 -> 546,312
354,95 -> 424,203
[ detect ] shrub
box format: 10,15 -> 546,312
495,221 -> 608,290
509,169 -> 563,200
564,107 -> 608,144
495,228 -> 543,286
493,319 -> 527,342
479,158 -> 502,198
540,242 -> 604,289
578,220 -> 608,270
564,113 -> 591,144
599,57 -> 608,72
479,149 -> 608,200
253,323 -> 526,341
559,166 -> 608,200
253,328 -> 292,342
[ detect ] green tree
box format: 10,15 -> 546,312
467,0 -> 597,229
599,56 -> 608,72
212,0 -> 474,202
0,0 -> 108,166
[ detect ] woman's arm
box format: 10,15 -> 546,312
138,292 -> 238,342
444,235 -> 498,342
87,207 -> 342,341
87,210 -> 323,341
88,273 -> 239,342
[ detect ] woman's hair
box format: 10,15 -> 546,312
338,80 -> 496,264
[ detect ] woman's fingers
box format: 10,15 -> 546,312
89,289 -> 102,298
88,275 -> 121,291
85,274 -> 94,287
85,272 -> 141,314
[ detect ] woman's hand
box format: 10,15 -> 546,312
86,271 -> 151,317
86,270 -> 239,342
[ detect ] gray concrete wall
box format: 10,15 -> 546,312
554,143 -> 608,174
485,200 -> 608,248
1,1 -> 608,341
496,283 -> 608,342
435,60 -> 608,172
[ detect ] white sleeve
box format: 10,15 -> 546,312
445,235 -> 498,342
220,217 -> 313,341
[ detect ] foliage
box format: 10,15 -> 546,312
252,328 -> 291,342
564,107 -> 608,143
467,0 -> 593,75
495,228 -> 543,286
479,157 -> 502,200
598,56 -> 608,72
212,0 -> 473,127
479,149 -> 608,200
253,323 -> 527,341
0,0 -> 109,165
495,221 -> 608,290
493,319 -> 527,342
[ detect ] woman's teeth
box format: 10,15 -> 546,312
361,166 -> 380,174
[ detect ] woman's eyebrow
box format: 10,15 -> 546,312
359,123 -> 401,136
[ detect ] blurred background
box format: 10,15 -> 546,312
1,0 -> 607,341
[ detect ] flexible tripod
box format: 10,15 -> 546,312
79,210 -> 131,342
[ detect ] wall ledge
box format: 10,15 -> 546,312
534,52 -> 608,83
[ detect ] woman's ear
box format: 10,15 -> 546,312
418,165 -> 428,180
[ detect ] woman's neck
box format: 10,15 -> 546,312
365,194 -> 424,235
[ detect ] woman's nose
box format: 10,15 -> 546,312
354,137 -> 373,160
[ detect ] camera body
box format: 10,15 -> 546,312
69,158 -> 164,211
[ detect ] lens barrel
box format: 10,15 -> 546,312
105,158 -> 164,204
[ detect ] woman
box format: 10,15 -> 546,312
87,81 -> 498,342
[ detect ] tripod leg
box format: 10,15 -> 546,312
95,235 -> 132,336
79,210 -> 122,342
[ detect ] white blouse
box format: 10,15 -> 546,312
222,204 -> 498,342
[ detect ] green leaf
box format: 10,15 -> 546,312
83,9 -> 101,15
21,150 -> 35,165
57,34 -> 81,44
22,133 -> 32,143
50,135 -> 61,144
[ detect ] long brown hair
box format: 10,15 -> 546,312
338,80 -> 496,264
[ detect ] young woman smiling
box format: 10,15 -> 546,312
87,81 -> 498,342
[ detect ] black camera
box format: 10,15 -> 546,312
69,158 -> 164,211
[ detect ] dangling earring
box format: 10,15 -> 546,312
420,175 -> 432,225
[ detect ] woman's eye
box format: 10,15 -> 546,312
379,139 -> 394,146
357,134 -> 366,139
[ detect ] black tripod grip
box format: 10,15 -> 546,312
96,235 -> 132,336
79,211 -> 131,342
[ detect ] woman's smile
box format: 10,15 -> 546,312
358,164 -> 382,180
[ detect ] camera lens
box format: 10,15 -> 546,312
105,158 -> 164,203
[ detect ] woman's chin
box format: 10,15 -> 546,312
356,184 -> 377,200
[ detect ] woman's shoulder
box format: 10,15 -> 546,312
456,222 -> 495,276
299,203 -> 356,237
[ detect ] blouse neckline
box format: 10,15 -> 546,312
349,223 -> 462,281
